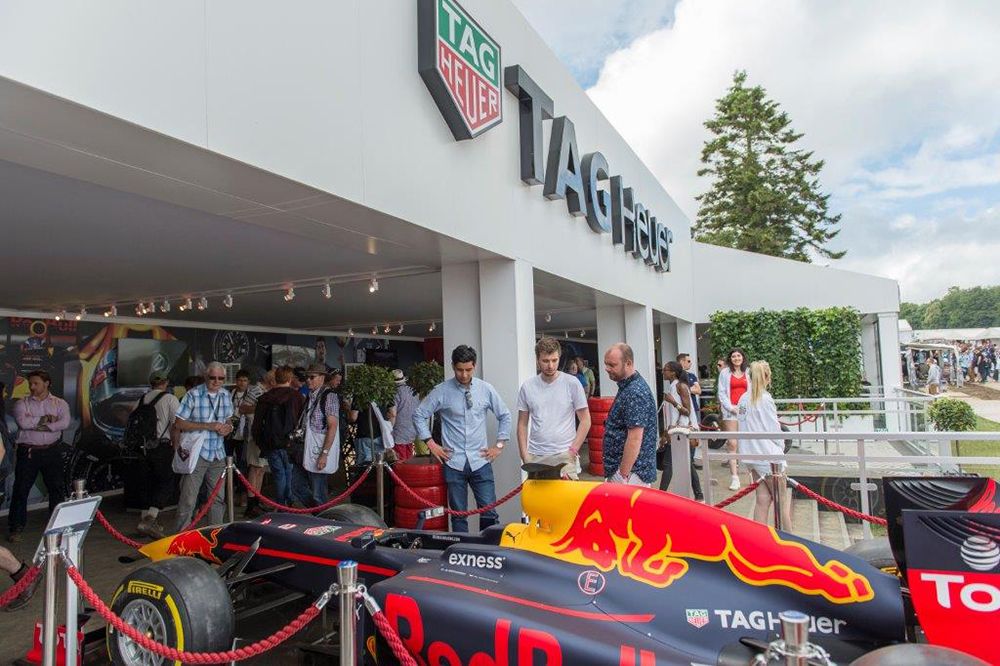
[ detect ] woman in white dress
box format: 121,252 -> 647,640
737,361 -> 792,528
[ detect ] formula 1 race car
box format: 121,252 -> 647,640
106,468 -> 1000,665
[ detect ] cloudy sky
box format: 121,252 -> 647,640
512,0 -> 1000,304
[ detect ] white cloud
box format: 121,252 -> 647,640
579,0 -> 1000,300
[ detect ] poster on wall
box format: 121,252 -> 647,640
272,344 -> 315,369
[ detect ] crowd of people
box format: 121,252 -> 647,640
0,339 -> 791,609
959,341 -> 998,384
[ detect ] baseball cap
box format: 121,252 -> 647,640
149,371 -> 168,385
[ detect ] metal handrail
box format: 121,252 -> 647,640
670,429 -> 1000,541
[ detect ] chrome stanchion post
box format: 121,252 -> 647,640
71,479 -> 86,608
375,453 -> 385,521
42,532 -> 60,666
225,456 -> 235,524
779,610 -> 810,666
63,528 -> 80,666
338,561 -> 359,666
770,462 -> 783,531
72,479 -> 86,501
669,430 -> 692,498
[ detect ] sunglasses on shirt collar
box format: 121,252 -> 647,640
464,390 -> 472,408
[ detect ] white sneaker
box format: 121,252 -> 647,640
728,475 -> 740,491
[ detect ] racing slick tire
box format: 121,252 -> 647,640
590,410 -> 608,426
393,456 -> 445,488
107,557 -> 234,666
589,425 -> 606,440
850,644 -> 988,665
588,448 -> 603,464
844,536 -> 897,573
318,502 -> 388,528
394,506 -> 447,530
587,436 -> 603,451
589,462 -> 605,477
394,483 -> 447,509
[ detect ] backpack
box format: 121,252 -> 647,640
259,395 -> 300,452
123,391 -> 169,451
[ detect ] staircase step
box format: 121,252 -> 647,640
791,499 -> 819,542
846,522 -> 864,544
818,510 -> 851,550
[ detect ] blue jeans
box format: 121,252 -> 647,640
443,461 -> 498,533
290,464 -> 328,507
266,449 -> 294,506
356,437 -> 384,464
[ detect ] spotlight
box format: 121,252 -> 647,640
160,299 -> 171,313
348,328 -> 355,337
384,324 -> 391,334
322,283 -> 332,299
76,307 -> 86,321
429,321 -> 436,332
180,297 -> 193,312
197,296 -> 208,310
398,324 -> 404,334
564,330 -> 569,338
579,330 -> 585,338
223,293 -> 234,308
284,287 -> 295,302
54,310 -> 65,321
111,304 -> 118,317
371,326 -> 378,335
135,304 -> 144,316
545,312 -> 552,323
369,276 -> 379,293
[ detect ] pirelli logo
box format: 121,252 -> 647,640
127,581 -> 164,600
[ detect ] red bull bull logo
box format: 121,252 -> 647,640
163,528 -> 223,564
506,481 -> 873,605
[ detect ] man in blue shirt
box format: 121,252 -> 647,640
413,345 -> 512,532
174,362 -> 235,531
601,343 -> 658,487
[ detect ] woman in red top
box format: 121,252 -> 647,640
717,348 -> 751,491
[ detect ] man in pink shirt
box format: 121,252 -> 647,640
7,370 -> 70,542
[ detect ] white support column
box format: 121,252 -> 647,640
624,304 -> 657,398
442,262 -> 482,381
860,316 -> 880,387
676,320 -> 698,369
478,258 -> 536,524
596,305 -> 625,396
876,312 -> 904,432
659,321 -> 678,369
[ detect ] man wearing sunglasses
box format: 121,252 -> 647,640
413,345 -> 511,532
173,362 -> 235,531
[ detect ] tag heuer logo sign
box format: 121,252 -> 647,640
686,609 -> 709,628
418,0 -> 502,141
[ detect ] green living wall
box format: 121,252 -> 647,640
708,307 -> 863,400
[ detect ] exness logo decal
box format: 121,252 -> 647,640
448,552 -> 505,570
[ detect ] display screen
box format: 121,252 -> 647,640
116,338 -> 189,387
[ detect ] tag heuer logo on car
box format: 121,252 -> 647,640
686,609 -> 710,628
418,0 -> 502,141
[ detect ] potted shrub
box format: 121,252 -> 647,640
926,397 -> 977,458
407,361 -> 444,457
344,364 -> 397,455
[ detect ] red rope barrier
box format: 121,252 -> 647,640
236,464 -> 373,514
386,464 -> 523,516
778,402 -> 825,427
183,470 -> 227,529
95,509 -> 144,550
0,565 -> 42,609
791,481 -> 887,526
370,608 -> 418,666
712,478 -> 763,509
66,564 -> 322,663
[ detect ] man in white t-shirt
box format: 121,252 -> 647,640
516,337 -> 591,480
137,371 -> 181,538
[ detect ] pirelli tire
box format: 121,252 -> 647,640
393,456 -> 445,488
589,462 -> 605,477
590,410 -> 608,426
107,557 -> 234,666
394,483 -> 447,510
849,644 -> 988,665
587,436 -> 603,452
843,536 -> 897,573
588,448 -> 603,464
588,397 -> 614,413
589,425 -> 606,440
318,502 -> 388,528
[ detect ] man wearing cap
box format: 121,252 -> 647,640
390,369 -> 419,461
136,371 -> 181,538
289,364 -> 339,507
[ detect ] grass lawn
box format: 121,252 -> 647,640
955,415 -> 1000,479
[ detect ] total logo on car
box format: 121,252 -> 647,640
447,552 -> 506,570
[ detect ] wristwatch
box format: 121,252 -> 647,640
321,449 -> 330,455
495,442 -> 505,450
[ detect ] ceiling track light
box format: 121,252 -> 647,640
545,312 -> 552,323
160,299 -> 171,313
180,297 -> 193,312
398,324 -> 404,334
579,330 -> 585,338
564,330 -> 569,338
322,283 -> 332,299
197,296 -> 208,310
348,328 -> 355,337
371,326 -> 378,335
284,287 -> 295,302
104,304 -> 117,318
384,324 -> 391,334
369,275 -> 379,293
429,321 -> 436,332
223,293 -> 234,308
54,310 -> 66,321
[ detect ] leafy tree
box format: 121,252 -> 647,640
694,71 -> 843,261
901,285 -> 1000,329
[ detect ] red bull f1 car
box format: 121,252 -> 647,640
106,468 -> 1000,665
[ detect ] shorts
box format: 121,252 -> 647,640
243,438 -> 267,468
744,460 -> 786,479
526,451 -> 580,480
